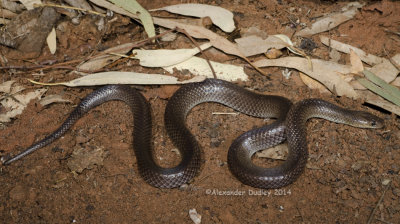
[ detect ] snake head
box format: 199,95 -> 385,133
352,111 -> 384,129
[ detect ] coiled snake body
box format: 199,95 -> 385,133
2,79 -> 383,188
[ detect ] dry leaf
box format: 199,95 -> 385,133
296,3 -> 363,36
253,57 -> 357,98
256,144 -> 288,160
39,94 -> 71,106
299,72 -> 330,94
77,42 -> 136,71
321,37 -> 399,83
19,0 -> 42,10
358,90 -> 400,116
109,0 -> 155,38
163,56 -> 248,81
392,76 -> 400,87
0,8 -> 17,19
67,147 -> 109,173
320,36 -> 383,65
152,4 -> 235,33
132,42 -> 211,67
90,0 -> 138,18
0,86 -> 47,122
46,27 -> 57,54
349,49 -> 364,74
369,59 -> 399,83
153,17 -> 245,58
235,35 -> 286,57
31,72 -> 206,87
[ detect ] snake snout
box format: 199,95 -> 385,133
353,111 -> 384,129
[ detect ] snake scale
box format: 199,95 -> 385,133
1,79 -> 384,188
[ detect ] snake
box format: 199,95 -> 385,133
1,78 -> 384,189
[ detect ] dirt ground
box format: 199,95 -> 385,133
0,0 -> 399,223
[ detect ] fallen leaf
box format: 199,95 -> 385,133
0,8 -> 17,19
77,42 -> 137,71
152,3 -> 235,33
153,17 -> 245,58
299,72 -> 330,94
163,56 -> 248,81
358,70 -> 400,106
0,86 -> 47,122
235,35 -> 286,57
132,42 -> 211,67
320,36 -> 384,65
90,0 -> 138,18
108,0 -> 155,38
46,27 -> 57,54
29,71 -> 206,87
19,0 -> 42,10
256,144 -> 288,160
321,37 -> 399,84
369,59 -> 399,83
392,76 -> 400,87
359,90 -> 400,116
253,57 -> 357,98
0,80 -> 18,94
67,147 -> 109,173
39,94 -> 71,106
296,2 -> 363,36
349,49 -> 364,74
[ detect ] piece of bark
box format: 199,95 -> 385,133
0,7 -> 60,58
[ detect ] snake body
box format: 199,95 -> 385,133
2,79 -> 383,188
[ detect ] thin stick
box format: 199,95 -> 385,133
34,3 -> 106,17
367,183 -> 390,224
176,27 -> 217,79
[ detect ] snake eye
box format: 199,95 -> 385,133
371,121 -> 377,127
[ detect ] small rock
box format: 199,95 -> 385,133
351,161 -> 363,171
179,184 -> 189,191
382,179 -> 391,186
189,208 -> 201,224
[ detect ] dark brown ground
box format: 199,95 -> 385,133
1,0 -> 399,223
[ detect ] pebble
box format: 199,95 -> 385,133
351,162 -> 363,171
382,179 -> 391,186
189,208 -> 201,224
179,184 -> 189,191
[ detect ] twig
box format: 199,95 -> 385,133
176,27 -> 217,79
375,218 -> 393,224
2,29 -> 179,74
383,46 -> 400,71
367,183 -> 390,224
34,3 -> 106,17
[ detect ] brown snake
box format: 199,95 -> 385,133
1,79 -> 384,188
